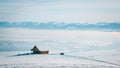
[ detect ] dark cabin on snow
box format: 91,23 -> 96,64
31,46 -> 49,54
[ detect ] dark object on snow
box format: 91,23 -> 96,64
31,46 -> 49,54
31,46 -> 40,54
60,53 -> 64,55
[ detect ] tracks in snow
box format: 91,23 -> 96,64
50,54 -> 120,67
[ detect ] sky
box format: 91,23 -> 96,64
0,0 -> 120,23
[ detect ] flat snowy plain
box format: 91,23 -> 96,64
0,28 -> 120,68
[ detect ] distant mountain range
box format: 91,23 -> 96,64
0,22 -> 120,31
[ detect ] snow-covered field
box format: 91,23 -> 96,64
0,28 -> 120,68
0,51 -> 119,68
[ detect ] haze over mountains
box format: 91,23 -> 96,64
0,22 -> 120,31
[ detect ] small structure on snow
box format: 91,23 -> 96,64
31,46 -> 49,54
60,52 -> 64,55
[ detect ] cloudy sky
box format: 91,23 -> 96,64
0,0 -> 120,23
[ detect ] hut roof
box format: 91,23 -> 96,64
31,46 -> 40,51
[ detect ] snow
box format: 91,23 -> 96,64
0,28 -> 120,68
0,51 -> 119,68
